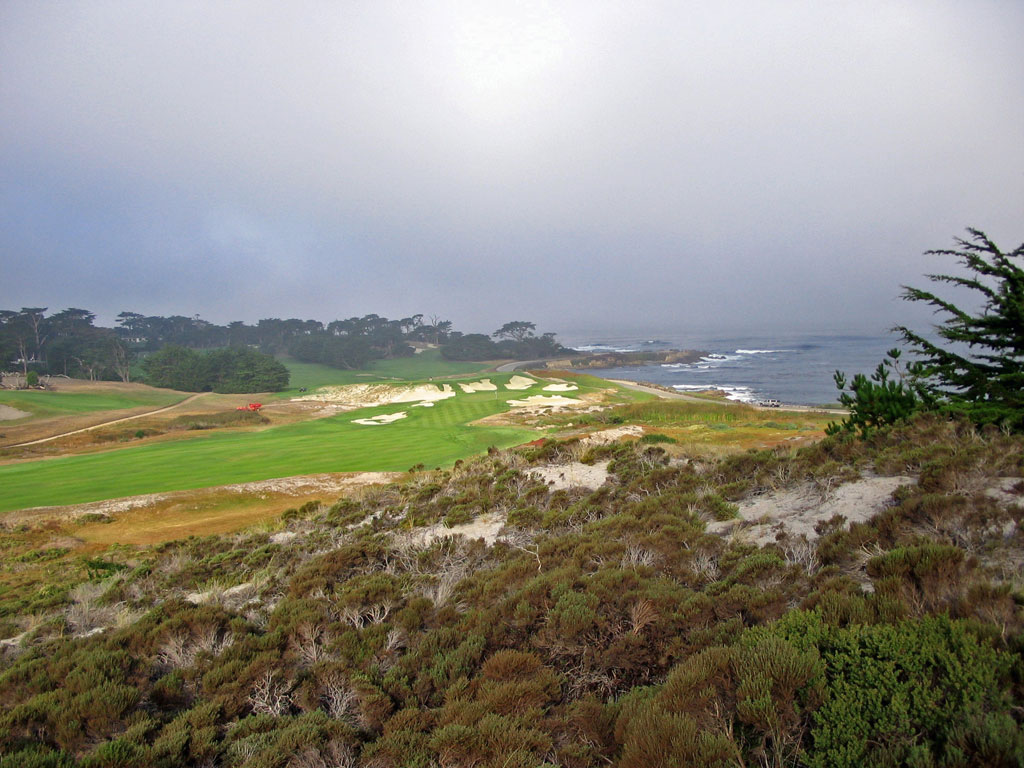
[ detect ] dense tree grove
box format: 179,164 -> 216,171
832,229 -> 1024,434
441,329 -> 569,361
0,308 -> 572,383
1,417 -> 1022,766
142,346 -> 290,393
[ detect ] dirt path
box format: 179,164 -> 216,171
8,393 -> 211,448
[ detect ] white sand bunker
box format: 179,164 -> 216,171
507,395 -> 582,409
505,375 -> 536,390
543,383 -> 579,392
0,404 -> 30,421
293,383 -> 455,408
352,412 -> 408,426
459,379 -> 498,393
411,402 -> 435,408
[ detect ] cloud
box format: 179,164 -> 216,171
2,1 -> 1022,332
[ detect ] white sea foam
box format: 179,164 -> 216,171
673,384 -> 758,403
735,349 -> 788,354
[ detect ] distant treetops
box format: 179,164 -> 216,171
0,309 -> 572,386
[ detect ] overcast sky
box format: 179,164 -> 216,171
2,1 -> 1022,337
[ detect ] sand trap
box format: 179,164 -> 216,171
459,379 -> 498,393
505,376 -> 536,390
352,412 -> 408,426
0,404 -> 30,421
411,402 -> 435,408
543,383 -> 579,392
507,395 -> 581,409
707,474 -> 915,545
293,383 -> 455,408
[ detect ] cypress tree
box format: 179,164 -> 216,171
895,228 -> 1024,429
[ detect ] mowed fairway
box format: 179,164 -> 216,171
0,375 -> 579,512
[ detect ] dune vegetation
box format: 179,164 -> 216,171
1,414 -> 1021,767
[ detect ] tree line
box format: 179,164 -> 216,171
0,309 -> 572,386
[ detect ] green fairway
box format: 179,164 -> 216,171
0,372 -> 617,512
0,388 -> 183,420
279,351 -> 492,393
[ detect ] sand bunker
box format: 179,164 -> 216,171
293,383 -> 455,408
507,395 -> 582,409
411,402 -> 435,408
505,376 -> 536,390
459,379 -> 498,393
0,404 -> 30,421
543,383 -> 579,392
352,412 -> 408,426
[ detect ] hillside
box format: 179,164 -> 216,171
1,414 -> 1022,766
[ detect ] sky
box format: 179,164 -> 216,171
2,1 -> 1022,338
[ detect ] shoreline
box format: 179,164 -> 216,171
600,377 -> 847,415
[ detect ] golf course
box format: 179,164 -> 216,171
0,357 -> 629,514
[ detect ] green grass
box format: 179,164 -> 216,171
279,350 -> 492,394
0,389 -> 183,420
0,373 -> 610,513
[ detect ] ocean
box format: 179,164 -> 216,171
558,330 -> 905,407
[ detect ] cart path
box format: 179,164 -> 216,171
8,392 -> 212,447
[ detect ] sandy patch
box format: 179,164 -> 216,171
4,472 -> 397,525
0,404 -> 30,421
459,379 -> 498,393
505,376 -> 536,390
532,460 -> 610,491
412,402 -> 435,408
543,383 -> 579,392
507,395 -> 582,409
581,425 -> 645,444
707,474 -> 915,545
293,383 -> 455,408
402,512 -> 507,547
353,412 -> 408,426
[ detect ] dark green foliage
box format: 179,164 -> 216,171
832,229 -> 1024,435
896,229 -> 1024,430
772,611 -> 1023,768
288,332 -> 380,369
441,327 -> 568,360
827,348 -> 925,437
142,345 -> 288,392
639,432 -> 677,444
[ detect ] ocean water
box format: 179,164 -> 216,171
559,330 -> 904,406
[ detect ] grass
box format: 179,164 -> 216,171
0,373 -> 609,513
0,388 -> 182,420
279,350 -> 491,393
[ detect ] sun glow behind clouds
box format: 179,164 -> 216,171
451,3 -> 570,122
